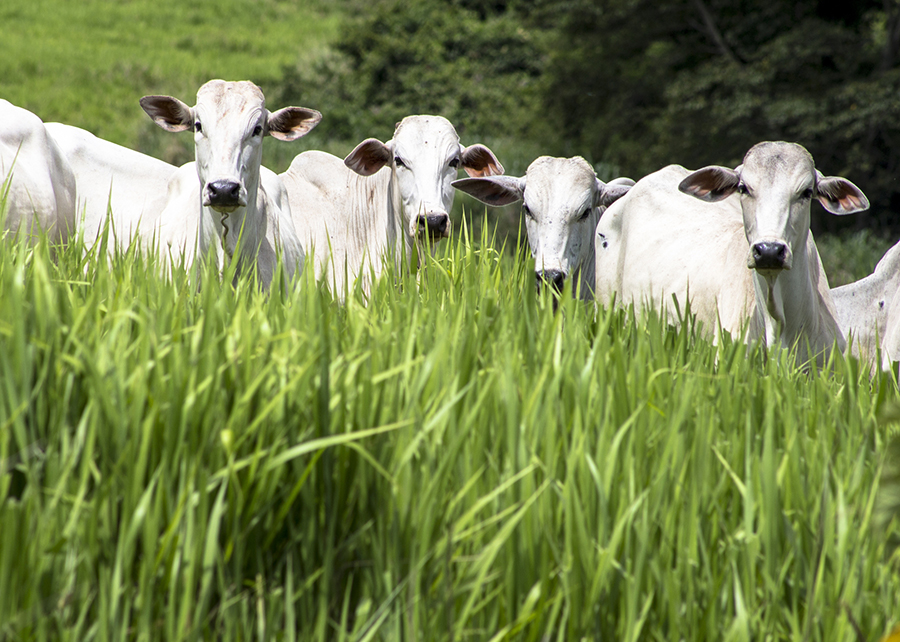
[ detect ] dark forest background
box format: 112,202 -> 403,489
273,0 -> 900,238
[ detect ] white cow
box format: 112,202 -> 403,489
452,156 -> 633,300
140,79 -> 321,289
595,142 -> 869,366
280,115 -> 503,297
43,122 -> 177,252
0,100 -> 76,246
831,239 -> 900,370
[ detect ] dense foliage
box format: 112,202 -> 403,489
531,0 -> 900,236
286,0 -> 900,236
274,0 -> 545,148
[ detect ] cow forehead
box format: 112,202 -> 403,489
741,141 -> 815,185
392,115 -> 460,156
196,80 -> 266,116
525,156 -> 596,211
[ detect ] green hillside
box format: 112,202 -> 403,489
0,0 -> 340,167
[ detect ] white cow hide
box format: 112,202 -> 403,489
832,239 -> 900,370
0,100 -> 76,246
44,122 -> 177,253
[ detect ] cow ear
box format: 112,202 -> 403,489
678,166 -> 740,202
816,175 -> 869,215
595,177 -> 634,208
267,107 -> 322,141
460,144 -> 504,177
140,95 -> 194,133
345,139 -> 392,176
451,176 -> 525,206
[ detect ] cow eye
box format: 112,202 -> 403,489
737,183 -> 748,196
449,158 -> 460,169
394,156 -> 406,169
579,208 -> 592,221
801,187 -> 814,200
523,204 -> 534,220
194,121 -> 202,133
252,124 -> 263,137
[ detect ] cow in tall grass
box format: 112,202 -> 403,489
281,115 -> 503,298
0,100 -> 76,246
140,79 -> 321,289
453,156 -> 633,300
594,142 -> 869,366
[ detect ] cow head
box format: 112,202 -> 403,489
343,115 -> 503,242
141,80 -> 321,214
453,156 -> 632,296
678,142 -> 868,275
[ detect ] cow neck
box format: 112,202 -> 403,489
752,229 -> 844,363
203,172 -> 265,276
389,167 -> 417,266
341,165 -> 405,283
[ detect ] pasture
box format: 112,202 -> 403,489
1,0 -> 900,638
0,0 -> 339,169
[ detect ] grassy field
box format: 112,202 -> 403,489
1,0 -> 899,638
0,0 -> 340,170
0,222 -> 899,640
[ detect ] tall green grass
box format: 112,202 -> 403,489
0,218 -> 898,641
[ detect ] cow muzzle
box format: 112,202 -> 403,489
205,179 -> 245,212
536,269 -> 566,294
416,213 -> 451,240
748,241 -> 791,271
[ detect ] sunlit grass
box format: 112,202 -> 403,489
0,216 -> 898,640
0,0 -> 340,164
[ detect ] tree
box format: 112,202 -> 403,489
275,0 -> 545,143
530,0 -> 900,234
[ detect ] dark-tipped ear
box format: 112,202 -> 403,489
595,177 -> 634,208
344,139 -> 392,176
678,166 -> 740,202
460,144 -> 504,177
451,176 -> 525,206
140,95 -> 194,133
816,175 -> 869,215
267,107 -> 322,141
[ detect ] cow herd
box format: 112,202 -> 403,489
0,79 -> 897,372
